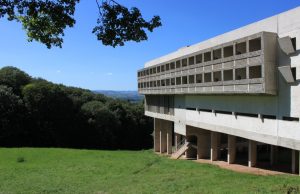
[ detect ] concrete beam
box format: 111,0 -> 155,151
248,140 -> 257,167
228,135 -> 236,164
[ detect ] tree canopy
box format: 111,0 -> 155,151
0,66 -> 31,95
0,0 -> 162,48
0,66 -> 153,149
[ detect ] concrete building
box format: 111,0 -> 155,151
137,7 -> 300,174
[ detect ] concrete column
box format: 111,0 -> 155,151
175,134 -> 181,151
270,145 -> 278,166
159,119 -> 172,154
248,140 -> 257,167
211,132 -> 220,161
154,118 -> 160,152
160,128 -> 167,153
198,131 -> 210,159
227,135 -> 236,164
291,150 -> 299,174
166,127 -> 173,155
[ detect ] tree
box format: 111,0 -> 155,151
0,66 -> 31,95
0,85 -> 27,146
0,0 -> 161,48
81,101 -> 120,148
22,81 -> 75,146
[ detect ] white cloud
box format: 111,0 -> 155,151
105,72 -> 113,76
56,70 -> 61,73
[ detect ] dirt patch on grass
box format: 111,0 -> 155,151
194,159 -> 290,176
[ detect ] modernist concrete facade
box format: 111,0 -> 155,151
137,7 -> 300,174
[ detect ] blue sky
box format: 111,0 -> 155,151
0,0 -> 299,91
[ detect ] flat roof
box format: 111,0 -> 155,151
145,6 -> 300,68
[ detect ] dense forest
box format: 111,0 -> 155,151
0,66 -> 153,150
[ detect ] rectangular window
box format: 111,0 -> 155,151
186,107 -> 196,111
161,80 -> 165,86
292,67 -> 297,80
249,65 -> 262,79
249,38 -> 261,52
213,49 -> 222,60
282,116 -> 299,122
157,80 -> 160,87
150,68 -> 153,74
153,68 -> 156,74
196,74 -> 202,83
170,62 -> 175,70
189,75 -> 195,84
189,56 -> 195,65
166,63 -> 170,71
204,72 -> 212,82
196,54 -> 202,64
291,37 -> 297,50
236,112 -> 258,118
223,45 -> 233,58
198,108 -> 212,112
236,42 -> 246,55
171,78 -> 175,85
176,60 -> 181,68
176,77 -> 181,85
235,68 -> 246,80
182,58 -> 188,67
262,115 -> 276,120
224,69 -> 233,81
153,81 -> 157,87
161,65 -> 165,72
213,71 -> 222,82
215,110 -> 232,115
182,76 -> 188,84
204,52 -> 211,62
166,79 -> 170,86
157,66 -> 161,73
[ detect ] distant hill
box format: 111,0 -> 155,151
93,90 -> 144,102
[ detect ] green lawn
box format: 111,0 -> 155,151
0,148 -> 299,194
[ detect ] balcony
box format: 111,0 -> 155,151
137,32 -> 278,95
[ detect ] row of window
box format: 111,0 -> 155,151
145,95 -> 174,115
138,66 -> 262,88
184,107 -> 299,122
138,37 -> 262,77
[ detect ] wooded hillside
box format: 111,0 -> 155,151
0,66 -> 153,149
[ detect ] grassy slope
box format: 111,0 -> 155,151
0,148 -> 299,194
